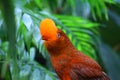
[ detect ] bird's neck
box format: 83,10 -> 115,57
46,40 -> 75,57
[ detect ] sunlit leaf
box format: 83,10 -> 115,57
22,13 -> 32,31
29,47 -> 35,61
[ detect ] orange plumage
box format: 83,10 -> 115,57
40,18 -> 110,80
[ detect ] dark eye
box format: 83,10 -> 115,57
57,33 -> 61,38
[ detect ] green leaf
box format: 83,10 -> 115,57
45,74 -> 53,80
18,20 -> 27,37
32,26 -> 41,47
67,0 -> 76,15
1,41 -> 9,53
30,69 -> 42,80
18,20 -> 33,52
29,61 -> 58,80
55,15 -> 99,28
20,64 -> 31,80
98,41 -> 120,80
29,47 -> 35,61
22,13 -> 32,31
88,0 -> 108,20
24,31 -> 33,52
0,49 -> 5,60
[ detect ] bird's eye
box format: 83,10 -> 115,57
57,33 -> 61,38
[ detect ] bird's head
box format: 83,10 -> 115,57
40,18 -> 59,41
40,18 -> 74,54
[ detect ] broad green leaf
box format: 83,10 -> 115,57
20,64 -> 31,80
98,41 -> 120,80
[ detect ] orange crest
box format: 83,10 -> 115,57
40,18 -> 58,41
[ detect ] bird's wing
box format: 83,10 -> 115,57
70,53 -> 110,80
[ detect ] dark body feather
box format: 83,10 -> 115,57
44,29 -> 110,80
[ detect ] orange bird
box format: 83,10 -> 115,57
40,18 -> 110,80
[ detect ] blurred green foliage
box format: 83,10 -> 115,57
0,0 -> 120,80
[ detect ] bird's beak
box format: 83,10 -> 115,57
41,35 -> 48,41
